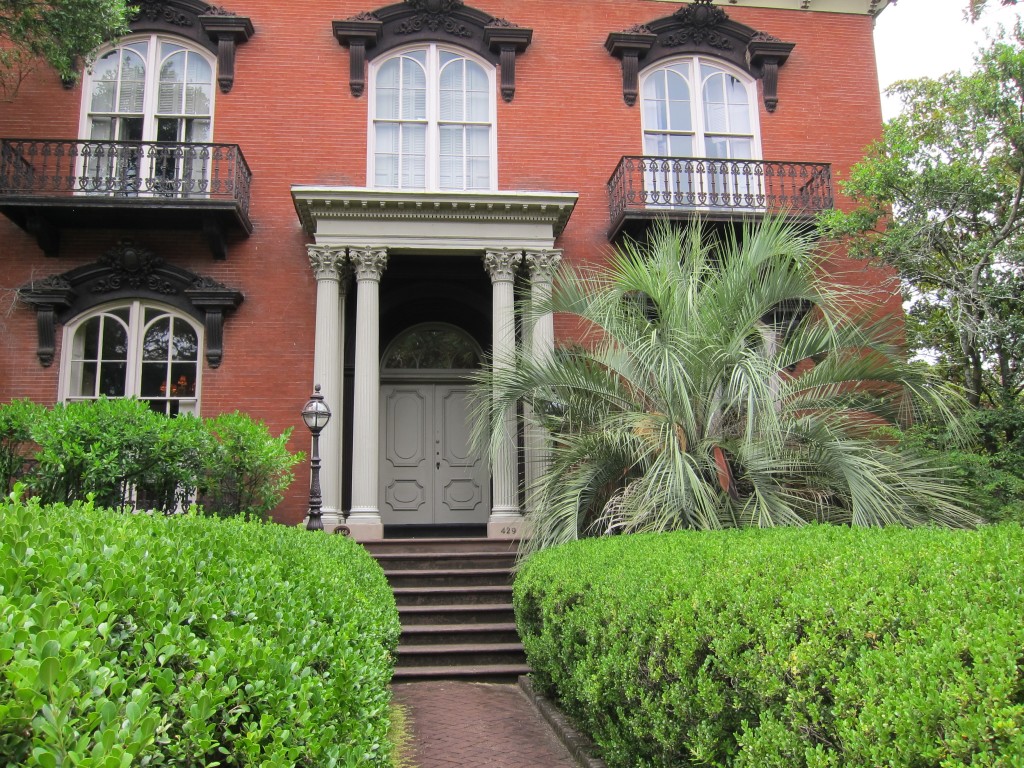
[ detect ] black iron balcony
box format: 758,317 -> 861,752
607,156 -> 833,240
0,138 -> 252,259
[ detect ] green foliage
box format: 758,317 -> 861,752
0,0 -> 130,96
818,27 -> 1024,419
0,399 -> 302,517
0,493 -> 399,766
198,412 -> 303,520
473,219 -> 976,557
0,398 -> 45,493
515,526 -> 1024,768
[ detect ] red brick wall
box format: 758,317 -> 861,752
0,1 -> 896,523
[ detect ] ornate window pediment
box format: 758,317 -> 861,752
124,0 -> 253,93
18,240 -> 242,368
606,0 -> 794,112
334,0 -> 532,102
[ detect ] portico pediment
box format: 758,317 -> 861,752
291,188 -> 578,253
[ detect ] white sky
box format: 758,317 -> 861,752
874,0 -> 1022,118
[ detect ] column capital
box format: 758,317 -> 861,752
484,248 -> 523,283
350,247 -> 388,281
525,249 -> 562,283
307,245 -> 349,281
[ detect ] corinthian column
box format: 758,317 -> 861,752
524,249 -> 561,515
347,247 -> 388,541
484,248 -> 523,539
307,245 -> 349,530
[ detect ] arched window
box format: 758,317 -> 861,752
640,58 -> 761,207
61,302 -> 203,416
79,35 -> 215,193
642,57 -> 758,161
369,45 -> 496,191
382,324 -> 481,370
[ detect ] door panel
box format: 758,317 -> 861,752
381,385 -> 432,524
380,383 -> 490,526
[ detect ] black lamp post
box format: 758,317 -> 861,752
301,384 -> 331,531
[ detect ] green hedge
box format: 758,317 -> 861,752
0,493 -> 399,767
514,526 -> 1024,767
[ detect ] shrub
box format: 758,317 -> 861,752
0,493 -> 399,766
198,411 -> 303,519
0,398 -> 44,492
515,526 -> 1024,767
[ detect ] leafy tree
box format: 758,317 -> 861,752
819,27 -> 1024,427
969,0 -> 1019,22
472,219 -> 976,556
0,0 -> 130,96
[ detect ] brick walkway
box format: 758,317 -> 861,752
392,681 -> 579,767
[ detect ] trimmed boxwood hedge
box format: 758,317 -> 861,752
0,493 -> 399,767
514,526 -> 1024,767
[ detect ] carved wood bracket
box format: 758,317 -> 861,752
199,13 -> 255,93
606,0 -> 795,112
18,240 -> 243,368
334,0 -> 532,101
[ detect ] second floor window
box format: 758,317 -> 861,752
370,45 -> 496,191
83,36 -> 215,146
641,57 -> 759,161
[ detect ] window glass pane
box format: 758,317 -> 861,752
101,317 -> 128,360
184,83 -> 211,116
170,363 -> 197,396
76,317 -> 101,360
705,136 -> 730,158
376,59 -> 400,119
642,74 -> 667,130
729,103 -> 751,134
186,54 -> 212,87
143,316 -> 170,361
705,101 -> 728,133
99,362 -> 127,397
440,59 -> 464,121
644,133 -> 668,156
185,118 -> 210,143
119,117 -> 144,142
118,50 -> 147,113
467,157 -> 489,189
439,124 -> 463,156
172,319 -> 199,361
157,118 -> 179,142
668,134 -> 694,156
140,361 -> 167,397
70,361 -> 96,397
89,117 -> 114,141
91,52 -> 119,112
467,125 -> 489,155
402,58 -> 427,119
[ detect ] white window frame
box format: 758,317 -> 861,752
58,300 -> 204,417
640,55 -> 762,161
367,43 -> 498,192
77,34 -> 217,197
640,56 -> 763,208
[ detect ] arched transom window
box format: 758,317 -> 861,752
61,302 -> 203,416
383,324 -> 481,370
370,45 -> 496,191
641,57 -> 759,161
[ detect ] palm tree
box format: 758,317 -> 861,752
472,218 -> 977,556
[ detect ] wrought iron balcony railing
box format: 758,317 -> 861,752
0,138 -> 251,215
608,156 -> 833,236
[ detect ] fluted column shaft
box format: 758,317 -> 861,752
307,245 -> 349,529
484,249 -> 523,537
524,250 -> 561,513
347,247 -> 388,540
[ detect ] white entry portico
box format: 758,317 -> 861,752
292,188 -> 577,540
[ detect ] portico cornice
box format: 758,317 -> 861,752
291,188 -> 579,249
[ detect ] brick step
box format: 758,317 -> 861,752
385,568 -> 512,588
391,663 -> 531,684
397,642 -> 526,668
393,584 -> 513,606
400,622 -> 520,645
373,551 -> 517,570
364,537 -> 518,555
398,603 -> 516,625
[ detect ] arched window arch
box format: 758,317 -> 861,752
382,323 -> 482,370
369,44 -> 496,191
82,35 -> 216,145
60,301 -> 203,416
641,57 -> 760,162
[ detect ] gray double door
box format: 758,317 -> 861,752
379,381 -> 490,526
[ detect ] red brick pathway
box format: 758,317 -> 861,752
392,681 -> 579,767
